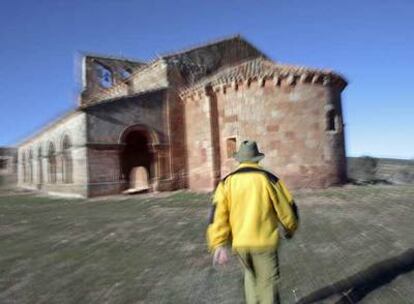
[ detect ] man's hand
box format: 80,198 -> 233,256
213,246 -> 229,267
282,228 -> 294,239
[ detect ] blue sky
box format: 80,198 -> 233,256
0,0 -> 413,159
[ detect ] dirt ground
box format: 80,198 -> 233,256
0,185 -> 413,303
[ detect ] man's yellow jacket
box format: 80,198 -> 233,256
207,162 -> 298,252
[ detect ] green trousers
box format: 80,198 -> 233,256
237,250 -> 280,304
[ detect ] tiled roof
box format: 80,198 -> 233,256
160,34 -> 243,59
180,57 -> 347,97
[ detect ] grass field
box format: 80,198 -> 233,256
0,185 -> 413,304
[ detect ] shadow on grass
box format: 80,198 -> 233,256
297,248 -> 414,304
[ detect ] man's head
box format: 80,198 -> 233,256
234,140 -> 265,163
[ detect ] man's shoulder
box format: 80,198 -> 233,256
221,166 -> 279,184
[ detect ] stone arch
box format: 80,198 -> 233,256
47,142 -> 57,184
119,124 -> 161,146
119,125 -> 162,192
61,135 -> 73,184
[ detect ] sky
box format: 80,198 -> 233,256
0,0 -> 413,159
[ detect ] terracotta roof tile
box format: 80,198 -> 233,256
180,58 -> 347,97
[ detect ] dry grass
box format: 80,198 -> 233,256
0,185 -> 413,303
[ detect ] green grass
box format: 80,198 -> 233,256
0,185 -> 413,303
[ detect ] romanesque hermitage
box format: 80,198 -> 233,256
17,35 -> 347,197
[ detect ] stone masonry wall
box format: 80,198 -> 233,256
86,148 -> 122,197
80,56 -> 145,106
165,89 -> 188,189
18,111 -> 88,197
85,89 -> 169,197
130,61 -> 169,95
184,93 -> 216,191
184,78 -> 346,191
0,147 -> 17,188
86,90 -> 167,144
215,79 -> 345,189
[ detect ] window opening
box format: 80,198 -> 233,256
0,158 -> 7,170
326,109 -> 337,131
226,137 -> 237,159
95,63 -> 113,88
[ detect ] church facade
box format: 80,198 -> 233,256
17,36 -> 347,197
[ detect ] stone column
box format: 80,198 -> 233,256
56,152 -> 64,184
151,144 -> 171,191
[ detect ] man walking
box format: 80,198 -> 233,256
207,140 -> 299,304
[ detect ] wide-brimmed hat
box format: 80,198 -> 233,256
234,140 -> 265,162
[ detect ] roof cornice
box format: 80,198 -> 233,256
179,58 -> 347,99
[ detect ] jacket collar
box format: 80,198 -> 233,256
237,162 -> 262,169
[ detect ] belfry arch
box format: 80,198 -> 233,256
119,125 -> 166,192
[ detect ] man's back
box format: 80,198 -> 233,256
208,162 -> 298,252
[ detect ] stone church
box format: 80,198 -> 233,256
17,35 -> 347,197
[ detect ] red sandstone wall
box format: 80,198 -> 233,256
166,90 -> 188,189
215,79 -> 346,189
184,95 -> 216,191
184,78 -> 346,191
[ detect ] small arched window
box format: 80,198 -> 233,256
62,136 -> 73,184
226,137 -> 237,159
48,143 -> 57,184
326,109 -> 337,132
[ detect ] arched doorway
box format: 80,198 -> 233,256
120,126 -> 157,193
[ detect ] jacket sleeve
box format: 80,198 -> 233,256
268,180 -> 298,235
206,181 -> 231,251
278,180 -> 299,221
